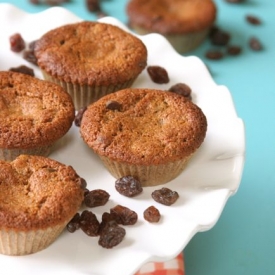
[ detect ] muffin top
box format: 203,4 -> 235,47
80,88 -> 207,165
126,0 -> 217,34
0,155 -> 84,230
34,21 -> 147,85
0,71 -> 75,149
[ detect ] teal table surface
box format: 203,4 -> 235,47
1,0 -> 275,274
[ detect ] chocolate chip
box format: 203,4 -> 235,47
143,206 -> 161,223
249,37 -> 263,51
151,187 -> 179,206
23,50 -> 38,65
205,49 -> 224,60
74,107 -> 87,127
29,0 -> 40,4
115,176 -> 143,197
168,83 -> 192,100
210,29 -> 231,46
9,33 -> 26,53
86,0 -> 101,12
96,11 -> 108,18
30,0 -> 71,5
246,15 -> 262,25
225,0 -> 244,3
66,213 -> 81,233
227,45 -> 242,56
106,100 -> 122,111
9,65 -> 35,77
147,66 -> 169,84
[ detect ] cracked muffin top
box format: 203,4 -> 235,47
0,71 -> 75,149
80,88 -> 207,165
34,21 -> 147,86
0,155 -> 84,230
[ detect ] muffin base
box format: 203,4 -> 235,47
131,25 -> 210,53
42,71 -> 137,110
99,155 -> 192,187
0,221 -> 68,256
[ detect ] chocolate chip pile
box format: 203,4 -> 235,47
66,175 -> 179,249
205,2 -> 263,61
8,33 -> 37,76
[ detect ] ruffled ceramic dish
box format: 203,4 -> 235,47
0,4 -> 245,275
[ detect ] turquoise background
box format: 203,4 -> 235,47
1,0 -> 275,274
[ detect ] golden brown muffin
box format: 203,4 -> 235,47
0,154 -> 84,255
34,21 -> 148,110
80,88 -> 207,186
126,0 -> 217,53
0,71 -> 75,161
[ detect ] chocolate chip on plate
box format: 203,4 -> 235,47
9,33 -> 26,52
9,65 -> 35,77
169,83 -> 192,100
147,66 -> 170,84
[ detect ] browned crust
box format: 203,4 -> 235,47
34,21 -> 147,86
126,0 -> 217,34
0,155 -> 84,231
80,88 -> 207,165
0,71 -> 75,149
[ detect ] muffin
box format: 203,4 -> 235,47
0,154 -> 84,256
126,0 -> 217,53
34,21 -> 148,110
0,71 -> 75,161
80,88 -> 207,186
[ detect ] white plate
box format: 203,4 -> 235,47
0,4 -> 245,275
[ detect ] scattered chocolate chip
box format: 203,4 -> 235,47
115,176 -> 143,197
143,206 -> 161,223
147,66 -> 169,84
99,212 -> 120,234
23,50 -> 38,65
96,11 -> 108,18
249,37 -> 263,51
110,205 -> 138,225
29,0 -> 40,4
79,177 -> 87,189
37,0 -> 70,6
84,189 -> 110,208
225,0 -> 244,3
210,29 -> 231,46
227,45 -> 242,56
169,83 -> 192,100
74,107 -> 87,127
246,15 -> 262,25
9,65 -> 35,77
28,40 -> 37,51
98,221 -> 126,248
151,187 -> 179,206
83,188 -> 90,197
86,0 -> 101,12
9,33 -> 26,53
79,210 -> 100,236
205,49 -> 224,60
106,100 -> 122,111
66,213 -> 81,233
